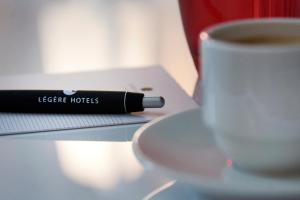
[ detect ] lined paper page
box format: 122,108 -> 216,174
0,113 -> 147,135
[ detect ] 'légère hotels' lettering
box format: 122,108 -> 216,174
38,96 -> 99,104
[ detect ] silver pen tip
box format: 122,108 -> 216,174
142,96 -> 165,108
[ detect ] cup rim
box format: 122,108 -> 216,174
200,18 -> 300,52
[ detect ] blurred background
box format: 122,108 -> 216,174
0,0 -> 197,95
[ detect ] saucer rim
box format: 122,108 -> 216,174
132,108 -> 300,197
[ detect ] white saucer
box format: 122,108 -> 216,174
133,108 -> 300,199
144,181 -> 207,200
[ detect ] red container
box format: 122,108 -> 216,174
179,0 -> 300,76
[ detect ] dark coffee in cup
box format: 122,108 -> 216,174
228,35 -> 300,45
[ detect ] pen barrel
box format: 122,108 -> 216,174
0,90 -> 144,114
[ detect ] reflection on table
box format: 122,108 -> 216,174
0,139 -> 170,200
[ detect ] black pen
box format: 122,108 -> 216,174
0,90 -> 165,114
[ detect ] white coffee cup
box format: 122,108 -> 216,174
201,19 -> 300,174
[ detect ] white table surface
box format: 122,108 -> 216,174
0,139 -> 172,200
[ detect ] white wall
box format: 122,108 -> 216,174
0,0 -> 197,94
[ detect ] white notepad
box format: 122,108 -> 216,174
0,113 -> 147,135
0,66 -> 198,140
